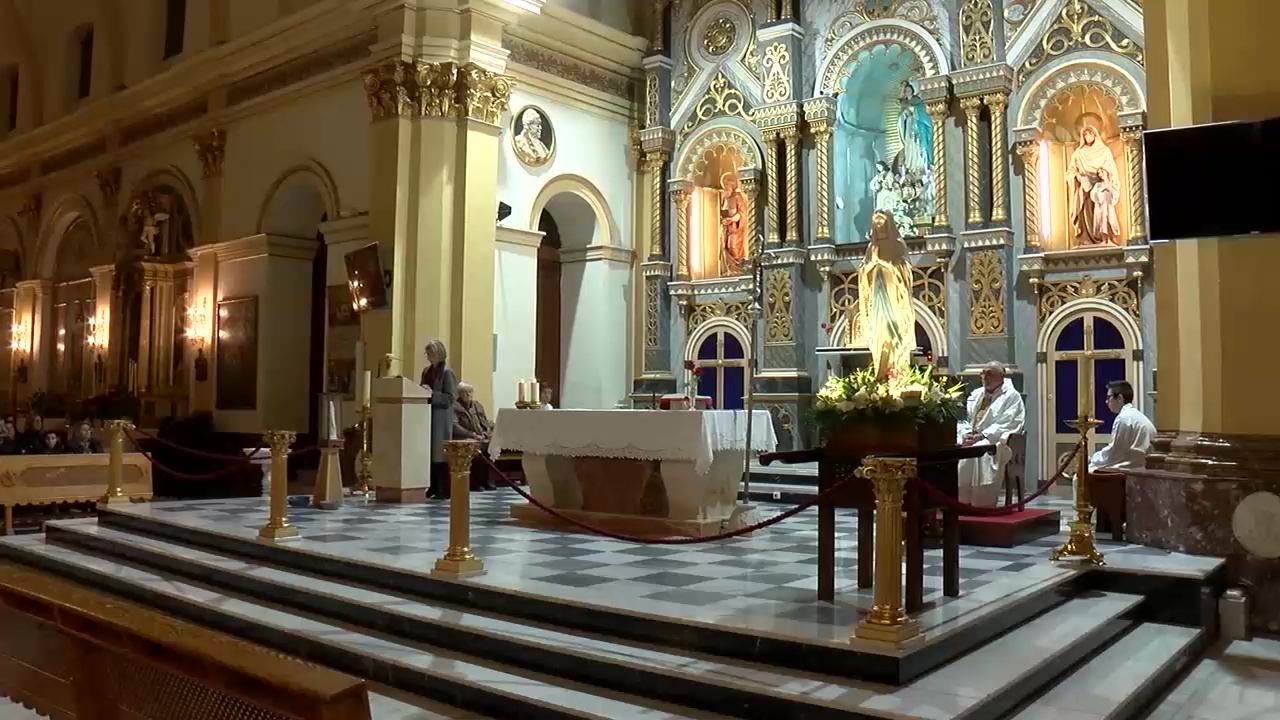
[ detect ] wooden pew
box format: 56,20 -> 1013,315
0,453 -> 153,534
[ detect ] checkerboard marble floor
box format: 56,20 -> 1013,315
106,491 -> 1221,649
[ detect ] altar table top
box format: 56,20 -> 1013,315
490,409 -> 777,476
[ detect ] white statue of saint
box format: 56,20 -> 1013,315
513,108 -> 552,166
870,161 -> 916,238
140,212 -> 168,256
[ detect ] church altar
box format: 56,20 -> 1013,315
490,409 -> 776,537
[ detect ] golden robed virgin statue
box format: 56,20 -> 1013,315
1068,124 -> 1122,246
859,211 -> 916,380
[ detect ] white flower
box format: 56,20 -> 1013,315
837,401 -> 856,412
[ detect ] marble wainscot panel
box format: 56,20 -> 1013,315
1126,431 -> 1280,633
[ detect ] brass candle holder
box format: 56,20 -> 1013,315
354,403 -> 373,499
257,431 -> 299,541
1050,416 -> 1105,566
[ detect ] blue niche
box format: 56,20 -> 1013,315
833,43 -> 934,244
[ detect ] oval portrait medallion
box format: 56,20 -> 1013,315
511,105 -> 555,168
1232,491 -> 1280,559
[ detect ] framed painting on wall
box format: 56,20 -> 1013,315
215,296 -> 259,411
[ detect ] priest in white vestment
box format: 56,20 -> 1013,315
1089,380 -> 1156,472
956,362 -> 1026,507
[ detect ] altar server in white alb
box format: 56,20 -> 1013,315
956,362 -> 1026,508
1089,380 -> 1156,473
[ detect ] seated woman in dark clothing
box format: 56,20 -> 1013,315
64,421 -> 104,454
11,414 -> 38,455
38,431 -> 65,454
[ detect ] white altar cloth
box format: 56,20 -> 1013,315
492,409 -> 777,533
490,409 -> 777,476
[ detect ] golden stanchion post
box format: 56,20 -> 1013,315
853,456 -> 921,645
98,419 -> 135,506
1051,417 -> 1105,565
433,440 -> 484,578
257,431 -> 299,542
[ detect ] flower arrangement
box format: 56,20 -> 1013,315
815,365 -> 965,432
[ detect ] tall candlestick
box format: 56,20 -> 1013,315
361,370 -> 372,407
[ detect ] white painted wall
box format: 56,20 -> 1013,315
492,226 -> 542,411
497,85 -> 635,410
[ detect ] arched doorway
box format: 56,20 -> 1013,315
51,218 -> 106,402
1041,304 -> 1140,477
535,209 -> 561,405
259,173 -> 331,439
686,320 -> 749,410
530,177 -> 629,410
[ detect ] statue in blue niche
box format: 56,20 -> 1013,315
833,74 -> 935,243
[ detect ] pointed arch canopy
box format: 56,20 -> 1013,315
817,19 -> 949,97
675,120 -> 763,182
1014,58 -> 1146,131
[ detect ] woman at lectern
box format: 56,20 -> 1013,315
420,339 -> 458,500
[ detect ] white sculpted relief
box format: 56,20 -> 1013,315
870,161 -> 918,239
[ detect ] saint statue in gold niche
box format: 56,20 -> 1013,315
858,210 -> 917,379
1068,124 -> 1122,246
719,171 -> 748,275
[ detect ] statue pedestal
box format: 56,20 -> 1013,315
371,376 -> 433,503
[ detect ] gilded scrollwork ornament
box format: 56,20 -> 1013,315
1019,0 -> 1145,84
458,64 -> 514,125
960,0 -> 996,66
416,62 -> 459,118
765,269 -> 794,344
968,249 -> 1005,336
363,60 -> 512,124
761,44 -> 792,105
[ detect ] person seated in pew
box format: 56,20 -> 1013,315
452,382 -> 496,491
539,386 -> 555,410
65,421 -> 104,454
1089,380 -> 1156,473
11,414 -> 38,455
0,417 -> 15,455
956,362 -> 1026,508
38,430 -> 65,454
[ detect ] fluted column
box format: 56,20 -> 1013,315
960,96 -> 985,227
645,150 -> 669,259
1122,128 -> 1146,243
763,132 -> 782,246
782,126 -> 801,245
925,100 -> 949,230
983,92 -> 1009,224
1016,140 -> 1041,250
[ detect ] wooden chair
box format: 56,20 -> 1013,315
1002,432 -> 1027,507
1088,469 -> 1127,541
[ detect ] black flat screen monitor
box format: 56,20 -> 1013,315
344,243 -> 388,313
1144,117 -> 1280,242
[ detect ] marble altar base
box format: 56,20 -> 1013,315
1125,431 -> 1280,633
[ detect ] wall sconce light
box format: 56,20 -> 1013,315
86,310 -> 108,386
187,299 -> 212,383
11,320 -> 31,385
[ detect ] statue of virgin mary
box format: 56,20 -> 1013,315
896,80 -> 933,178
858,210 -> 917,379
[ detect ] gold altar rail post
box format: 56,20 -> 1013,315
99,419 -> 135,506
1051,416 -> 1105,565
434,440 -> 484,577
853,456 -> 921,645
258,430 -> 299,541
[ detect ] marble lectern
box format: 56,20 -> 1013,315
372,376 -> 432,503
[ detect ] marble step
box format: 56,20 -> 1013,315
0,698 -> 47,720
1011,622 -> 1204,720
38,519 -> 1144,720
0,535 -> 728,720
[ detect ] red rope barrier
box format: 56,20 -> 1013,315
129,428 -> 265,463
912,440 -> 1086,516
133,445 -> 257,481
480,455 -> 854,544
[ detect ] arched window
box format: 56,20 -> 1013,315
691,326 -> 748,410
163,0 -> 187,59
0,65 -> 17,133
1046,311 -> 1135,473
74,25 -> 94,100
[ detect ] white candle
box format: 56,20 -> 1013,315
361,370 -> 372,407
531,380 -> 540,406
518,379 -> 527,405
